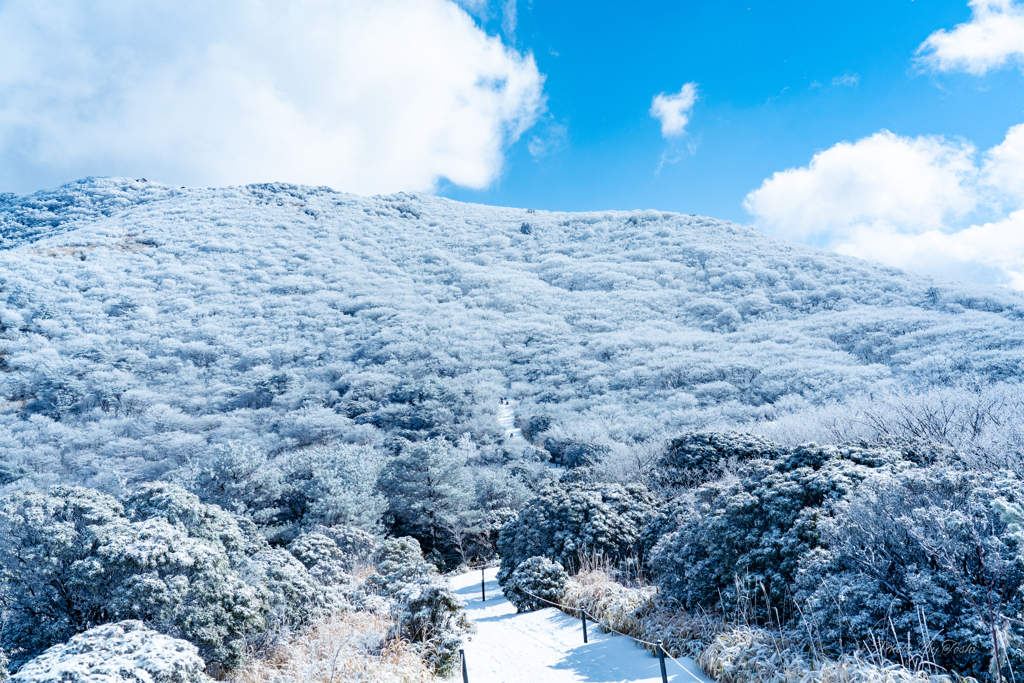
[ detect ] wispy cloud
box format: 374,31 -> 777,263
527,119 -> 568,159
831,72 -> 860,87
917,0 -> 1024,74
649,83 -> 699,138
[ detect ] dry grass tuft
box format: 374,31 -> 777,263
562,571 -> 656,639
228,612 -> 436,683
697,627 -> 956,683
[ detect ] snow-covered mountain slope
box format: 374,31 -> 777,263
1,177 -> 1022,490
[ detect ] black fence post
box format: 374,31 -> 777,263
581,612 -> 588,643
657,641 -> 668,683
460,648 -> 469,683
481,567 -> 486,602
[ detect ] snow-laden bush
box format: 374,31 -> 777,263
365,537 -> 437,597
11,621 -> 209,683
313,525 -> 377,570
289,525 -> 376,578
393,583 -> 473,676
503,556 -> 569,613
123,481 -> 249,559
796,467 -> 1024,680
246,549 -> 341,652
652,432 -> 787,490
497,481 -> 655,586
647,445 -> 898,614
0,483 -> 326,671
289,532 -> 346,569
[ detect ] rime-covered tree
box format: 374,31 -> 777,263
381,438 -> 474,558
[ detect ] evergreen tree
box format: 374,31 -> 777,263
382,438 -> 474,559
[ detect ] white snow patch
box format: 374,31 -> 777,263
497,397 -> 525,444
450,568 -> 711,683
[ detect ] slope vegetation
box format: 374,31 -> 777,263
1,178 -> 1022,489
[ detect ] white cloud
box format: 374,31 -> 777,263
984,123 -> 1024,202
917,0 -> 1024,74
744,131 -> 978,241
835,212 -> 1024,288
0,0 -> 545,195
744,125 -> 1024,288
650,84 -> 699,138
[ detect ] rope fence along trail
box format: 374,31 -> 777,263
517,586 -> 709,683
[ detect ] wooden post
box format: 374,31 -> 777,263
657,642 -> 668,683
460,648 -> 469,683
481,567 -> 486,602
581,612 -> 588,643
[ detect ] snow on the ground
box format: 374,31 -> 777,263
451,568 -> 713,683
497,399 -> 525,444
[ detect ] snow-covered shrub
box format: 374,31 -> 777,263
497,481 -> 655,585
286,531 -> 358,587
289,532 -> 345,569
0,484 -> 270,670
647,445 -> 893,614
393,583 -> 473,676
796,466 -> 1024,680
652,432 -> 786,490
310,524 -> 377,572
11,621 -> 209,683
232,514 -> 271,557
245,549 -> 340,652
123,481 -> 248,558
503,556 -> 569,612
365,537 -> 437,597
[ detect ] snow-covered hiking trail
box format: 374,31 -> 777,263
451,568 -> 713,683
497,399 -> 525,444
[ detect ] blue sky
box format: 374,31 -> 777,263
0,0 -> 1022,286
443,1 -> 1020,221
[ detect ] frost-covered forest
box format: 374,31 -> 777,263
2,178 -> 1024,681
3,177 -> 1024,489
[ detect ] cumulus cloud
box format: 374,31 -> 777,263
745,125 -> 1024,287
917,0 -> 1024,74
0,0 -> 545,194
650,84 -> 699,138
744,131 -> 978,240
